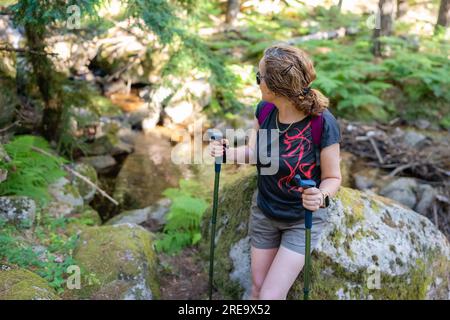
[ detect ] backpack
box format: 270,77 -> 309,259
257,101 -> 324,167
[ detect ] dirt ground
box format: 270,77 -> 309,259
157,246 -> 224,300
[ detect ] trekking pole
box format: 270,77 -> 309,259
208,133 -> 227,300
294,174 -> 316,300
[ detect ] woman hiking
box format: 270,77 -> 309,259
209,44 -> 342,300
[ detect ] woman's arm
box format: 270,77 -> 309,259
318,143 -> 342,198
300,143 -> 341,211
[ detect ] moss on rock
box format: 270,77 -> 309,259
0,268 -> 60,300
69,224 -> 160,300
65,206 -> 102,235
200,169 -> 258,299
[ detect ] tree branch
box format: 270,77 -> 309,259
0,46 -> 58,56
30,146 -> 119,206
0,121 -> 20,133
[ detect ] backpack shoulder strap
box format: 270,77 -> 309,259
311,113 -> 324,167
257,101 -> 275,126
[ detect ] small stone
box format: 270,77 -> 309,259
80,155 -> 117,173
403,131 -> 427,148
415,184 -> 437,215
380,177 -> 418,209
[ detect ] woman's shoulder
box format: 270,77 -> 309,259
320,108 -> 337,120
319,108 -> 341,146
320,108 -> 339,127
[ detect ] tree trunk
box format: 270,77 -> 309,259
24,24 -> 61,142
372,0 -> 395,57
337,0 -> 344,12
225,0 -> 240,26
397,0 -> 407,18
435,0 -> 450,32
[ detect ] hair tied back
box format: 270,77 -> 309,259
298,87 -> 311,97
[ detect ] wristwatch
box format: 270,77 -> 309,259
319,189 -> 330,208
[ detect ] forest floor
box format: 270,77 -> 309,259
157,246 -> 224,300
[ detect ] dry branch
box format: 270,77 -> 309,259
30,146 -> 118,206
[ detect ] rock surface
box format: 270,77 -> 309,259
106,198 -> 171,231
201,170 -> 450,300
113,132 -> 183,210
0,196 -> 36,228
69,224 -> 160,300
0,268 -> 60,300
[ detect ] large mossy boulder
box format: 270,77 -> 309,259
68,224 -> 160,300
113,132 -> 182,210
0,268 -> 60,300
201,170 -> 450,300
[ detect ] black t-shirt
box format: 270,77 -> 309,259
255,101 -> 341,222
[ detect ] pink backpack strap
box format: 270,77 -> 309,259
257,101 -> 275,126
311,113 -> 324,166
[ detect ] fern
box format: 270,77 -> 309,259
0,135 -> 67,205
155,179 -> 208,255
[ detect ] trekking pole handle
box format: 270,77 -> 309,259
294,174 -> 316,229
211,134 -> 226,172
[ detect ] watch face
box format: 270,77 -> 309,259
324,196 -> 330,207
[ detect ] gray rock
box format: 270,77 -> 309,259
80,155 -> 117,173
46,177 -> 84,218
229,237 -> 252,300
379,177 -> 418,209
163,78 -> 212,125
103,80 -> 128,96
415,184 -> 437,215
82,120 -> 133,157
0,196 -> 36,227
106,198 -> 171,229
403,131 -> 428,148
48,177 -> 84,207
142,86 -> 171,132
353,173 -> 374,190
415,119 -> 431,130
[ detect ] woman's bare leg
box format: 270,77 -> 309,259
259,246 -> 305,300
250,246 -> 278,300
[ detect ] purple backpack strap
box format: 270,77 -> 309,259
311,113 -> 324,166
258,101 -> 324,166
257,101 -> 275,126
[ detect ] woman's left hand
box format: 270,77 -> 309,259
298,187 -> 322,212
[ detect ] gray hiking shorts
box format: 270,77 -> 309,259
248,189 -> 327,256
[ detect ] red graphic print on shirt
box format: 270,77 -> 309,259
277,120 -> 316,193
